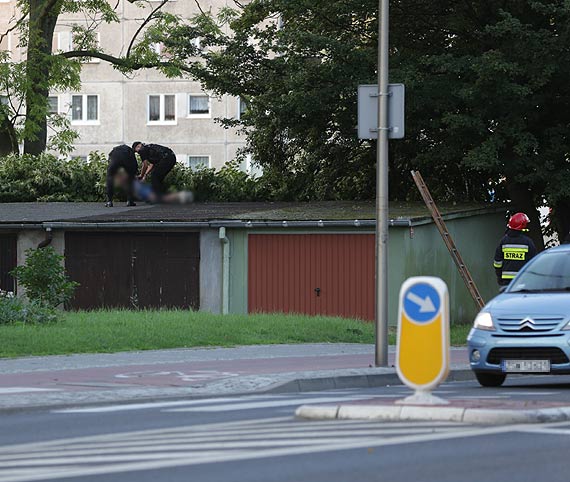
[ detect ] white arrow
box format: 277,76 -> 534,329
406,292 -> 436,313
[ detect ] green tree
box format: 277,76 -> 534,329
0,0 -> 198,155
186,0 -> 496,202
391,1 -> 570,248
189,0 -> 381,201
188,0 -> 570,245
11,246 -> 78,308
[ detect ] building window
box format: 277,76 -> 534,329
71,94 -> 99,124
149,42 -> 172,58
190,37 -> 202,52
148,94 -> 176,124
57,31 -> 100,62
188,94 -> 210,117
0,31 -> 11,59
0,96 -> 9,106
237,96 -> 248,120
48,96 -> 59,115
187,156 -> 210,170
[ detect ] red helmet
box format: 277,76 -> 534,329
508,212 -> 530,231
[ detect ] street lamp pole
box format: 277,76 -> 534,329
375,0 -> 389,367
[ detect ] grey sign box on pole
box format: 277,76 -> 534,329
358,83 -> 405,139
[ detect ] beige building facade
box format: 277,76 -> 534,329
0,0 -> 248,170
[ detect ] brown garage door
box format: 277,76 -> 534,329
66,232 -> 200,310
0,234 -> 17,294
248,234 -> 374,320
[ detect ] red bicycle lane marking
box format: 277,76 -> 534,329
0,354 -> 374,392
0,349 -> 469,393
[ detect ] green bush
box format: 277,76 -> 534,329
0,153 -> 107,202
11,247 -> 79,308
0,291 -> 58,324
0,152 -> 274,202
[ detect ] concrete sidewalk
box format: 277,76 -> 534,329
0,344 -> 472,411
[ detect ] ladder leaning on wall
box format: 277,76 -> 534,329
411,170 -> 486,311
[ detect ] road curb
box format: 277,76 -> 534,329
296,403 -> 570,425
267,368 -> 474,394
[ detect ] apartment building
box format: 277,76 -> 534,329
0,0 -> 248,170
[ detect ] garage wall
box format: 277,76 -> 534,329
65,232 -> 200,310
199,229 -> 222,314
388,211 -> 505,324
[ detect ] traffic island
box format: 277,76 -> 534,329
295,398 -> 570,424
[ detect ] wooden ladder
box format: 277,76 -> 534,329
411,170 -> 485,310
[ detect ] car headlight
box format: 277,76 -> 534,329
473,312 -> 495,331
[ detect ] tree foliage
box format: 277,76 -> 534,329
11,246 -> 78,308
185,0 -> 570,244
0,0 -> 198,155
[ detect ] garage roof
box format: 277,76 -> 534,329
0,201 -> 504,227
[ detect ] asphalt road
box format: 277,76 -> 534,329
3,376 -> 570,482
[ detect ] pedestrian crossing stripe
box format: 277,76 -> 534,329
0,417 -> 512,482
52,391 -> 390,414
164,395 -> 377,413
0,388 -> 59,395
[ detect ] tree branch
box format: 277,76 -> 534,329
126,0 -> 170,58
193,0 -> 206,15
59,49 -> 193,74
0,14 -> 27,46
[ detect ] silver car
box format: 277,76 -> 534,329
468,244 -> 570,387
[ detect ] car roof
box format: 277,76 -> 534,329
541,244 -> 570,254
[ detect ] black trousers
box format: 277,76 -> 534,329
151,153 -> 176,198
106,157 -> 138,203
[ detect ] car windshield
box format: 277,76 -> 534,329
509,251 -> 570,293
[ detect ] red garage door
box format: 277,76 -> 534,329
248,234 -> 374,321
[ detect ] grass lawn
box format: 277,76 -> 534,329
0,310 -> 472,358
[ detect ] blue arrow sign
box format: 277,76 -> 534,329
403,282 -> 441,323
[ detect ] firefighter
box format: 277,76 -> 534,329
493,212 -> 537,286
105,144 -> 138,207
132,141 -> 177,200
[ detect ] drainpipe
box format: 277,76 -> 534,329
37,227 -> 53,248
219,227 -> 230,315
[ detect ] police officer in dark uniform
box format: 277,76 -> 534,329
493,212 -> 537,286
105,144 -> 138,207
132,142 -> 177,200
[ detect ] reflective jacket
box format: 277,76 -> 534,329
493,230 -> 537,285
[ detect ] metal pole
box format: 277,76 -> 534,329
375,0 -> 389,367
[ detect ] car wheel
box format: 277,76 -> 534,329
475,372 -> 506,387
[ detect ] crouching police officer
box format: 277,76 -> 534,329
493,212 -> 537,286
132,141 -> 177,201
105,144 -> 138,207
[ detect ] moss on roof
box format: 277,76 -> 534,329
232,201 -> 502,221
